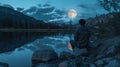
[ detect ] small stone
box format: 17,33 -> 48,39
104,60 -> 120,67
95,60 -> 104,66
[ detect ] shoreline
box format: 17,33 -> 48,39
0,29 -> 75,32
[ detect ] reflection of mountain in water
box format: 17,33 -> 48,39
0,32 -> 71,53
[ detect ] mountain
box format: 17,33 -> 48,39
0,6 -> 63,29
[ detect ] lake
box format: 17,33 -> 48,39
0,32 -> 73,67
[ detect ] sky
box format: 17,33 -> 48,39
0,0 -> 107,23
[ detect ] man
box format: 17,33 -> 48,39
68,19 -> 91,51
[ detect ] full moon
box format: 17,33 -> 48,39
68,9 -> 77,19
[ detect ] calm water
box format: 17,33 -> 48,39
0,32 -> 73,67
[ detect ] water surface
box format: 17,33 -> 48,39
0,32 -> 73,67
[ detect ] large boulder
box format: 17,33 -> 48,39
59,51 -> 74,61
73,48 -> 88,56
95,57 -> 120,67
0,62 -> 9,67
96,37 -> 120,59
35,63 -> 57,67
58,61 -> 76,67
32,45 -> 58,65
95,59 -> 106,67
104,60 -> 120,67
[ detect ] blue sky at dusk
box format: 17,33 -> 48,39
0,0 -> 107,23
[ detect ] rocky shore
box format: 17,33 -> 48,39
32,37 -> 120,67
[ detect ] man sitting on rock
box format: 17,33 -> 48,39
68,19 -> 91,56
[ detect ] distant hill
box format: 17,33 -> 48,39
0,6 -> 65,29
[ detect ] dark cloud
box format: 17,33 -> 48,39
43,3 -> 50,7
37,7 -> 55,14
52,9 -> 66,20
23,6 -> 37,14
55,9 -> 65,15
37,4 -> 41,7
78,4 -> 89,9
77,3 -> 101,19
77,3 -> 100,11
16,7 -> 24,11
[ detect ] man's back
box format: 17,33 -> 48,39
74,26 -> 91,48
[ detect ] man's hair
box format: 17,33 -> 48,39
79,19 -> 86,25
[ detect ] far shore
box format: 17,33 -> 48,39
0,29 -> 75,32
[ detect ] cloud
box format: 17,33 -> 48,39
78,13 -> 96,18
77,3 -> 100,11
77,3 -> 103,19
37,7 -> 55,14
43,3 -> 50,7
22,3 -> 66,22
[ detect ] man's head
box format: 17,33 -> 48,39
79,19 -> 86,26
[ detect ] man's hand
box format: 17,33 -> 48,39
68,42 -> 73,51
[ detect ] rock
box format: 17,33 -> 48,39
59,51 -> 74,60
90,64 -> 96,67
73,48 -> 88,56
96,37 -> 120,59
32,50 -> 58,62
32,45 -> 58,64
80,57 -> 91,66
0,62 -> 9,67
59,61 -> 67,67
105,45 -> 118,57
95,59 -> 105,67
35,63 -> 57,67
95,58 -> 117,67
102,58 -> 114,63
104,60 -> 120,67
58,61 -> 76,67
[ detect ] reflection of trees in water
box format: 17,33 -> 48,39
0,32 -> 73,53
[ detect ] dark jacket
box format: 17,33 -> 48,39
71,26 -> 91,49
